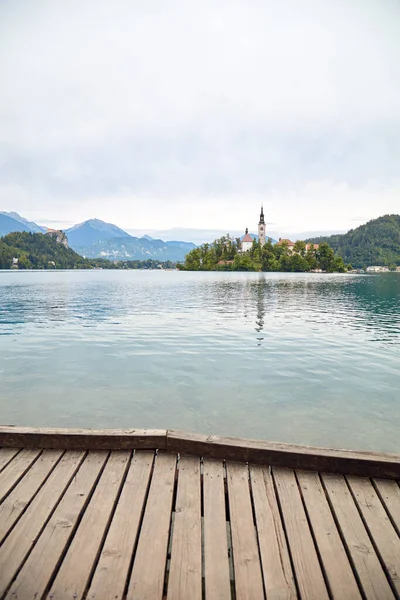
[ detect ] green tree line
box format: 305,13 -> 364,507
178,235 -> 348,272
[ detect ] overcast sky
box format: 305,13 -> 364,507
0,0 -> 399,240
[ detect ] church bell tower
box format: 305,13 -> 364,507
258,205 -> 266,246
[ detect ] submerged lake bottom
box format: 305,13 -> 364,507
0,270 -> 399,453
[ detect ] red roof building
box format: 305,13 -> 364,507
241,228 -> 254,252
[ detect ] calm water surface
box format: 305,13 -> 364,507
0,270 -> 399,452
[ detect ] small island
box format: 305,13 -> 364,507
179,206 -> 349,273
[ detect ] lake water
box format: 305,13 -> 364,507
0,270 -> 399,452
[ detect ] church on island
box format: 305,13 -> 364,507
240,206 -> 318,253
240,205 -> 267,252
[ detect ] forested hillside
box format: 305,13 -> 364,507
306,215 -> 400,268
0,232 -> 177,270
0,232 -> 92,269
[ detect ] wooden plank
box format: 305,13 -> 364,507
203,459 -> 231,600
5,451 -> 108,600
226,462 -> 264,600
167,456 -> 202,600
322,473 -> 395,600
167,430 -> 400,478
1,426 -> 399,477
273,468 -> 329,600
297,470 -> 362,599
250,465 -> 296,600
0,448 -> 20,473
347,476 -> 400,595
0,425 -> 167,451
373,478 -> 400,535
49,451 -> 130,600
88,451 -> 154,600
0,448 -> 41,502
0,449 -> 63,543
127,452 -> 177,600
0,451 -> 85,598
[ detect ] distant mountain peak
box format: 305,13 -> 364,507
67,217 -> 129,232
65,218 -> 132,247
0,212 -> 45,236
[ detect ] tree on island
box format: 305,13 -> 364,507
178,236 -> 348,273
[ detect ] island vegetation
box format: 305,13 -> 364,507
178,236 -> 348,272
0,232 -> 176,270
306,214 -> 400,269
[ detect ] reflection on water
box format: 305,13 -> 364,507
0,270 -> 399,452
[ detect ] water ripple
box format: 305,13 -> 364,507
0,270 -> 399,452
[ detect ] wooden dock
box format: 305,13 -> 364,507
0,427 -> 399,600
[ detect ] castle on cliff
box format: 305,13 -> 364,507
46,229 -> 69,248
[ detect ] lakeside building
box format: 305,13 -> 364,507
366,266 -> 390,272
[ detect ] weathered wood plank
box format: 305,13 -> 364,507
127,452 -> 177,600
0,451 -> 85,598
5,451 -> 108,600
167,456 -> 202,600
226,462 -> 264,600
0,448 -> 41,502
88,451 -> 154,600
347,476 -> 400,595
373,478 -> 400,535
49,451 -> 130,600
0,426 -> 167,451
250,465 -> 296,600
0,448 -> 20,473
1,427 -> 399,477
322,473 -> 395,600
167,430 -> 400,478
0,449 -> 63,543
273,468 -> 329,600
203,459 -> 231,600
297,470 -> 362,599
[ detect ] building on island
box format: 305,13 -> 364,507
276,239 -> 320,253
258,206 -> 266,246
240,206 -> 320,254
277,238 -> 295,253
241,228 -> 254,252
241,206 -> 267,252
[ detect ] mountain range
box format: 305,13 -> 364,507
0,213 -> 196,262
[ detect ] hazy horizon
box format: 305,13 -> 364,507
2,208 -> 351,243
1,0 -> 399,235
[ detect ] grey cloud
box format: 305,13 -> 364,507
0,0 -> 399,230
2,125 -> 399,201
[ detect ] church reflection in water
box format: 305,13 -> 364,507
254,277 -> 266,347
